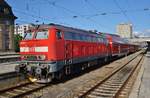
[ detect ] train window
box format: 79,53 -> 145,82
103,39 -> 106,44
79,34 -> 84,41
65,32 -> 78,40
35,31 -> 49,39
88,36 -> 92,42
91,36 -> 95,42
96,37 -> 99,42
24,32 -> 34,40
73,33 -> 79,41
87,36 -> 90,42
70,33 -> 73,40
98,38 -> 101,43
64,32 -> 72,40
101,38 -> 103,43
84,35 -> 88,42
93,37 -> 96,42
82,35 -> 85,41
94,37 -> 97,42
86,36 -> 89,42
92,37 -> 95,42
56,31 -> 62,39
65,32 -> 90,42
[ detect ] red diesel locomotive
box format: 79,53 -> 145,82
16,24 -> 138,83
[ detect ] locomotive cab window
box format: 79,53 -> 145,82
24,32 -> 34,40
35,30 -> 49,39
56,30 -> 62,39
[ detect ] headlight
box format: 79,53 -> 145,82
37,55 -> 46,60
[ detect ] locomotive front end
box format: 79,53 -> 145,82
16,27 -> 58,83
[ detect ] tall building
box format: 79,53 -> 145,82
0,0 -> 17,51
116,23 -> 133,38
15,24 -> 35,37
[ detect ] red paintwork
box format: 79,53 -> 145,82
20,26 -> 109,62
100,32 -> 138,57
20,25 -> 138,63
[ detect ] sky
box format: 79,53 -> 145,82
6,0 -> 150,36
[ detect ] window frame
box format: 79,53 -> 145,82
56,30 -> 62,40
24,32 -> 34,40
35,30 -> 49,40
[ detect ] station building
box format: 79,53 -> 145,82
117,23 -> 133,38
0,0 -> 17,51
15,24 -> 35,37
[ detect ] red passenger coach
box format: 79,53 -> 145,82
99,33 -> 131,57
17,24 -> 110,83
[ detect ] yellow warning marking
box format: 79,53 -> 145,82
28,77 -> 37,82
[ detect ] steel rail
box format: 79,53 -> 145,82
0,81 -> 48,98
78,51 -> 144,98
0,72 -> 19,80
115,53 -> 144,98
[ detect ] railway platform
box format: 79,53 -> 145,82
0,52 -> 20,63
0,62 -> 18,74
130,50 -> 150,98
0,52 -> 19,74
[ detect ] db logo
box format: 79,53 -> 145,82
29,47 -> 35,52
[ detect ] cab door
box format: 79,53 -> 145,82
55,30 -> 65,60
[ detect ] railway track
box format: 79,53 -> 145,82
0,82 -> 48,98
0,62 -> 20,81
0,51 -> 144,98
0,72 -> 19,80
77,52 -> 144,98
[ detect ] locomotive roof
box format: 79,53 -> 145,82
29,23 -> 100,37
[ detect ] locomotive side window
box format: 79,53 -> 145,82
64,32 -> 72,40
83,35 -> 88,41
95,37 -> 99,42
79,34 -> 84,41
35,31 -> 48,39
86,36 -> 89,42
64,31 -> 101,42
94,37 -> 97,42
98,38 -> 101,43
64,32 -> 79,41
56,31 -> 62,39
92,37 -> 94,42
88,36 -> 92,42
24,32 -> 34,40
72,33 -> 78,40
101,38 -> 104,43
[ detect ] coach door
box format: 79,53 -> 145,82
65,40 -> 73,65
